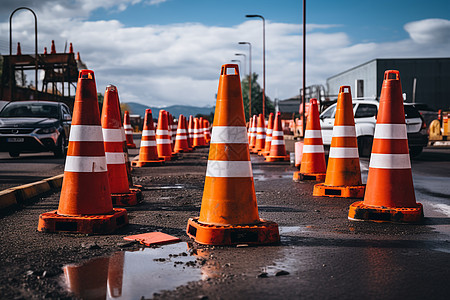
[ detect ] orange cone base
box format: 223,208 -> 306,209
265,155 -> 290,162
313,183 -> 365,198
112,187 -> 143,207
127,143 -> 136,149
250,148 -> 261,154
293,171 -> 326,182
186,218 -> 280,246
37,208 -> 128,234
348,201 -> 424,223
258,150 -> 270,156
131,158 -> 164,167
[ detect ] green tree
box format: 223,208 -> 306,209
241,73 -> 274,121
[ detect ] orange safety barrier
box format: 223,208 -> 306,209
186,64 -> 280,246
132,109 -> 164,167
123,111 -> 136,149
348,70 -> 423,223
38,70 -> 128,234
265,112 -> 290,162
259,112 -> 274,156
101,85 -> 141,206
293,99 -> 326,181
156,110 -> 173,161
313,86 -> 365,198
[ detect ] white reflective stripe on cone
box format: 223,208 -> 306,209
369,153 -> 411,169
102,128 -> 124,142
210,126 -> 249,144
256,128 -> 265,133
271,139 -> 285,146
302,144 -> 324,153
123,125 -> 133,129
70,125 -> 104,142
329,147 -> 359,158
156,139 -> 171,144
332,126 -> 356,137
105,152 -> 126,164
156,129 -> 169,135
64,156 -> 107,172
176,135 -> 187,140
124,129 -> 133,134
257,134 -> 266,139
266,129 -> 273,135
176,129 -> 187,134
141,140 -> 157,147
193,134 -> 204,138
193,129 -> 203,133
374,124 -> 407,139
265,136 -> 272,142
272,131 -> 284,137
304,130 -> 322,139
142,130 -> 155,137
120,128 -> 126,140
206,160 -> 253,177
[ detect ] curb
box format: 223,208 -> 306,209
0,174 -> 64,210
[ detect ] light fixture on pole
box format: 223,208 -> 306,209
231,59 -> 241,72
246,14 -> 265,117
239,41 -> 252,119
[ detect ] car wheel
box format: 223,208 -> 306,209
409,146 -> 423,158
54,136 -> 66,158
357,136 -> 373,158
9,151 -> 20,158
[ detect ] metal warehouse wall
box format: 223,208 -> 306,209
327,58 -> 450,110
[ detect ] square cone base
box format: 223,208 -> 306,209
265,155 -> 290,162
131,158 -> 164,167
186,218 -> 280,246
258,150 -> 269,156
348,201 -> 424,223
112,187 -> 143,207
293,171 -> 326,182
313,183 -> 365,198
38,208 -> 128,234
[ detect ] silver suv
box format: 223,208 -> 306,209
320,99 -> 428,157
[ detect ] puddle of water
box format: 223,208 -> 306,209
145,184 -> 185,190
60,242 -> 203,300
279,226 -> 308,235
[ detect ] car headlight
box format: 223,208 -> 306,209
37,127 -> 57,134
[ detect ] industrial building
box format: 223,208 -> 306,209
326,58 -> 450,110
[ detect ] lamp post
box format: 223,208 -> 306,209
246,14 -> 265,117
302,1 -> 306,137
234,53 -> 246,77
239,41 -> 252,119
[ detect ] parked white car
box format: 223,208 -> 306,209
319,99 -> 428,157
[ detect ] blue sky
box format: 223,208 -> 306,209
0,0 -> 449,107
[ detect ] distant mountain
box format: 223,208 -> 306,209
125,102 -> 215,118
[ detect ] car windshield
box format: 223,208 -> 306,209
0,103 -> 59,118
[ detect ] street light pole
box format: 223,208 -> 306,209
239,42 -> 252,119
302,1 -> 306,137
231,59 -> 241,73
235,53 -> 246,77
246,14 -> 265,117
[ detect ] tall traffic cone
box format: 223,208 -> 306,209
101,85 -> 141,206
156,110 -> 173,161
192,118 -> 206,147
265,112 -> 290,162
313,86 -> 365,198
293,99 -> 326,181
51,40 -> 56,54
123,111 -> 136,149
132,109 -> 164,167
38,70 -> 128,234
348,70 -> 423,223
203,119 -> 211,144
252,114 -> 266,153
169,113 -> 176,148
174,114 -> 192,153
259,112 -> 274,156
185,115 -> 193,150
188,115 -> 195,147
17,42 -> 22,55
249,115 -> 257,149
186,64 -> 279,245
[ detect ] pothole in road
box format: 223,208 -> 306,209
59,242 -> 205,299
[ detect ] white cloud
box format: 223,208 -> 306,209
1,4 -> 448,107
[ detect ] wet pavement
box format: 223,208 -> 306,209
0,146 -> 449,299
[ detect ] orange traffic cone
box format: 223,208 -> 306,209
252,114 -> 266,153
188,115 -> 194,148
51,40 -> 56,54
192,118 -> 206,147
132,109 -> 164,167
101,85 -> 141,206
313,86 -> 365,198
265,112 -> 290,162
259,112 -> 274,156
174,114 -> 192,153
203,119 -> 211,144
17,42 -> 22,55
348,70 -> 423,222
186,64 -> 279,246
155,110 -> 173,161
107,252 -> 125,298
123,111 -> 136,149
249,115 -> 257,149
185,115 -> 193,150
293,99 -> 326,181
38,70 -> 128,234
169,113 -> 177,148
